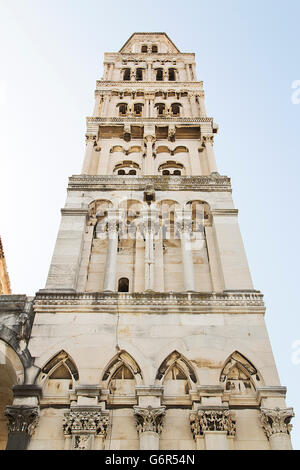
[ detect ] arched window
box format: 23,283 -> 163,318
156,68 -> 163,81
123,68 -> 130,81
152,45 -> 158,53
141,45 -> 148,53
155,103 -> 165,116
128,169 -> 136,175
114,161 -> 140,176
136,68 -> 143,81
171,103 -> 181,116
168,68 -> 176,81
173,169 -> 181,175
118,277 -> 129,292
117,169 -> 125,175
117,103 -> 128,116
134,103 -> 143,116
159,161 -> 184,176
162,170 -> 170,175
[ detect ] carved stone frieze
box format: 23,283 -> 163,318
260,407 -> 294,438
190,409 -> 236,438
63,409 -> 109,437
133,406 -> 166,435
5,405 -> 39,436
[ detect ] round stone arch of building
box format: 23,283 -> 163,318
0,339 -> 25,449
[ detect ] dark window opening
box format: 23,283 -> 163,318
123,68 -> 130,81
156,69 -> 163,81
152,45 -> 158,53
141,45 -> 148,53
118,277 -> 129,292
136,68 -> 143,81
156,103 -> 165,116
162,170 -> 170,175
134,103 -> 143,116
171,103 -> 180,116
119,104 -> 127,116
128,169 -> 136,175
173,169 -> 181,175
169,68 -> 176,81
118,169 -> 125,175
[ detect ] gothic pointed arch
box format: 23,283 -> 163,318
37,350 -> 79,399
102,350 -> 143,388
220,351 -> 263,396
155,350 -> 197,396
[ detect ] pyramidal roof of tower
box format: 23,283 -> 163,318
119,32 -> 180,53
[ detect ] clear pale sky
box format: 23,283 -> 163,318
1,0 -> 300,448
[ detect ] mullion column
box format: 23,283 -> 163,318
103,212 -> 118,292
177,215 -> 195,291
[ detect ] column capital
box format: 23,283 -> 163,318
190,408 -> 236,439
201,134 -> 214,147
5,405 -> 39,436
133,406 -> 166,435
260,407 -> 294,439
63,408 -> 109,438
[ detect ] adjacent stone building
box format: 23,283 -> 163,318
0,33 -> 294,450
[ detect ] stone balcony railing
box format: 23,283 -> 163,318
68,174 -> 231,192
34,290 -> 265,315
86,116 -> 213,124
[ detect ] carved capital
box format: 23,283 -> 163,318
63,409 -> 109,438
5,405 -> 39,436
202,134 -> 214,147
260,407 -> 294,439
190,409 -> 236,438
85,134 -> 97,145
134,406 -> 166,435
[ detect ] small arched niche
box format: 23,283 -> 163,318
155,351 -> 197,396
118,277 -> 129,292
220,351 -> 263,398
102,351 -> 143,397
37,350 -> 79,398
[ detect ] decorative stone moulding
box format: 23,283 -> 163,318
260,407 -> 294,439
67,174 -> 232,192
190,409 -> 236,438
63,408 -> 109,450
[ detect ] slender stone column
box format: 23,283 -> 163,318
198,90 -> 207,117
81,135 -> 97,174
5,405 -> 39,450
185,64 -> 191,81
189,93 -> 199,117
260,407 -> 294,450
144,134 -> 155,175
93,93 -> 101,117
134,406 -> 165,450
190,409 -> 236,451
103,214 -> 118,292
101,93 -> 110,117
202,135 -> 217,174
142,212 -> 158,291
177,217 -> 195,291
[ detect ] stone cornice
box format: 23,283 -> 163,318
87,116 -> 212,125
33,291 -> 265,315
67,175 -> 231,192
96,80 -> 202,89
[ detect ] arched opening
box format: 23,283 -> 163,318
156,68 -> 163,81
158,161 -> 184,176
123,68 -> 130,81
117,169 -> 125,175
155,351 -> 197,397
141,45 -> 148,53
117,103 -> 128,116
128,169 -> 136,175
0,341 -> 24,450
113,161 -> 140,176
162,169 -> 170,175
38,350 -> 79,399
102,350 -> 143,397
220,351 -> 263,399
168,68 -> 176,81
136,68 -> 143,81
171,103 -> 181,116
152,45 -> 158,53
134,103 -> 143,116
118,277 -> 129,292
155,103 -> 165,116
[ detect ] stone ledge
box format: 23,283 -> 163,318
68,174 -> 231,192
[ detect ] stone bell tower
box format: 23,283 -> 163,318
1,33 -> 294,450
